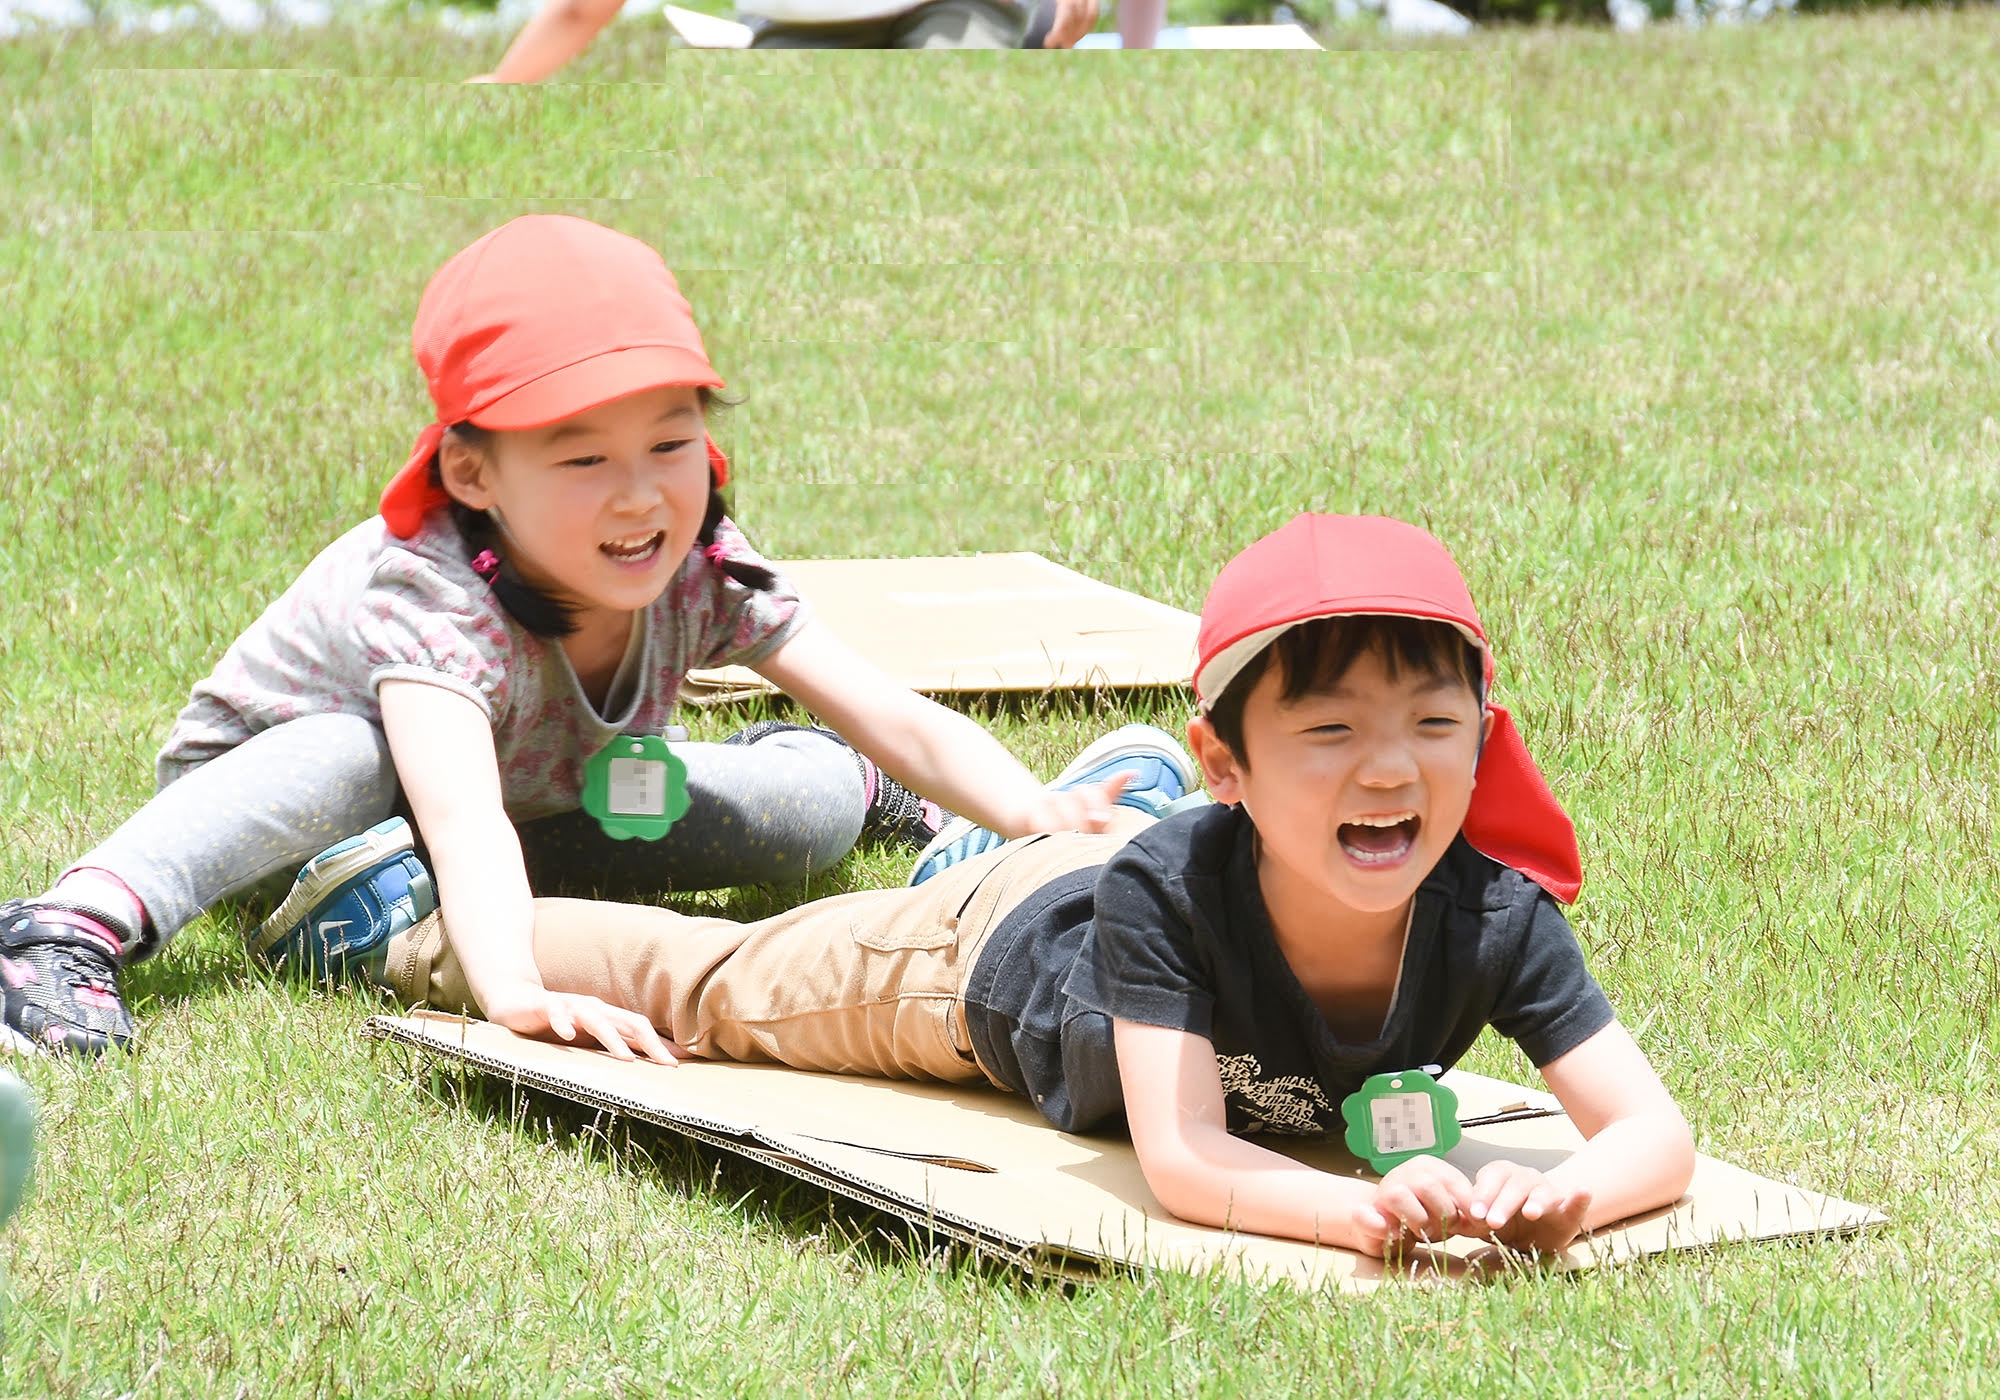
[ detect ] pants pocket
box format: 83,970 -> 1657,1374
852,918 -> 958,954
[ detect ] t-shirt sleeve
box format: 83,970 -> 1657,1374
1487,894 -> 1617,1067
685,518 -> 811,671
1081,841 -> 1218,1039
352,550 -> 513,721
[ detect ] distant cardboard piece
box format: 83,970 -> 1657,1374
368,1012 -> 1885,1292
682,553 -> 1201,706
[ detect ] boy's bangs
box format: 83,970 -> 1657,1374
1205,613 -> 1485,763
1270,615 -> 1484,706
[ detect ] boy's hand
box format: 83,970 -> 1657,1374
482,982 -> 684,1066
1465,1160 -> 1592,1255
1352,1156 -> 1478,1257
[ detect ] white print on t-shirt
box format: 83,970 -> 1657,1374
1215,1053 -> 1334,1136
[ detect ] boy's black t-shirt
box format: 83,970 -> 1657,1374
962,802 -> 1616,1136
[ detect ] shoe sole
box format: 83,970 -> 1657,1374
907,724 -> 1197,886
252,819 -> 415,958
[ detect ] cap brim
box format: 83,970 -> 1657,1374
1195,608 -> 1485,709
471,345 -> 724,432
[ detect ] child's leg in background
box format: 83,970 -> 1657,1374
513,725 -> 927,898
50,712 -> 400,956
388,831 -> 1128,1083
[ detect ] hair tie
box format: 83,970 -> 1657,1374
703,542 -> 730,567
471,549 -> 502,583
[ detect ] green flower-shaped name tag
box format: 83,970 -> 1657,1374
582,734 -> 690,842
1341,1068 -> 1462,1176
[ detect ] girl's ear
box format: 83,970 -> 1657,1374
1186,714 -> 1246,807
437,434 -> 497,511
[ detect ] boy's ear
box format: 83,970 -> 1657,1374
1186,714 -> 1246,808
437,434 -> 496,511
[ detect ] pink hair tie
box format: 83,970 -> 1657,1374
703,542 -> 730,567
471,549 -> 501,583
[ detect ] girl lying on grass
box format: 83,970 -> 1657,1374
386,514 -> 1696,1258
0,215 -> 1143,1058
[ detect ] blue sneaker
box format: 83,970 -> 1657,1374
908,724 -> 1199,887
251,818 -> 437,983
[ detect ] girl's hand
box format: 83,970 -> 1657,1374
1009,772 -> 1135,836
1465,1160 -> 1592,1255
1352,1156 -> 1479,1257
480,981 -> 685,1066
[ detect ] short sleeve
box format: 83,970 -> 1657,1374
352,551 -> 514,720
1080,842 -> 1218,1038
1487,895 -> 1617,1067
685,518 -> 810,670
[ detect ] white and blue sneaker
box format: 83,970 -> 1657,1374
908,724 -> 1200,887
251,818 -> 437,983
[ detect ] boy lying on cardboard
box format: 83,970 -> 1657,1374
386,514 -> 1696,1258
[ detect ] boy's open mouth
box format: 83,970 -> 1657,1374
601,531 -> 665,565
1338,813 -> 1421,867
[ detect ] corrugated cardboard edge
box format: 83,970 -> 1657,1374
363,1011 -> 1106,1281
365,1013 -> 1886,1293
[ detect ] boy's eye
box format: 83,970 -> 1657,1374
559,453 -> 605,469
1419,716 -> 1461,730
654,438 -> 697,455
1309,723 -> 1352,737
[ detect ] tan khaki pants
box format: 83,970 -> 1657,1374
383,831 -> 1131,1086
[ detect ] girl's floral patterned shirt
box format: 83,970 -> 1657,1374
158,511 -> 806,821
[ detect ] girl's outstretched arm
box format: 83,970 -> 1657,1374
469,0 -> 625,83
379,679 -> 678,1064
752,619 -> 1133,840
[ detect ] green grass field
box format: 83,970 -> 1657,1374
3,11 -> 1999,1394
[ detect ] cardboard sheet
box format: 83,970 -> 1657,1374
682,553 -> 1198,706
367,1012 -> 1885,1292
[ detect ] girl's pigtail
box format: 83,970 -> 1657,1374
698,487 -> 777,592
435,426 -> 578,639
449,498 -> 579,638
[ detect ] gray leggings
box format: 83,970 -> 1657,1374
73,713 -> 867,959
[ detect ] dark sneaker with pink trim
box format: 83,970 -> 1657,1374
725,720 -> 950,852
0,899 -> 135,1056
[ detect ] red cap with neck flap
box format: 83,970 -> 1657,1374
380,214 -> 729,539
1194,513 -> 1582,904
